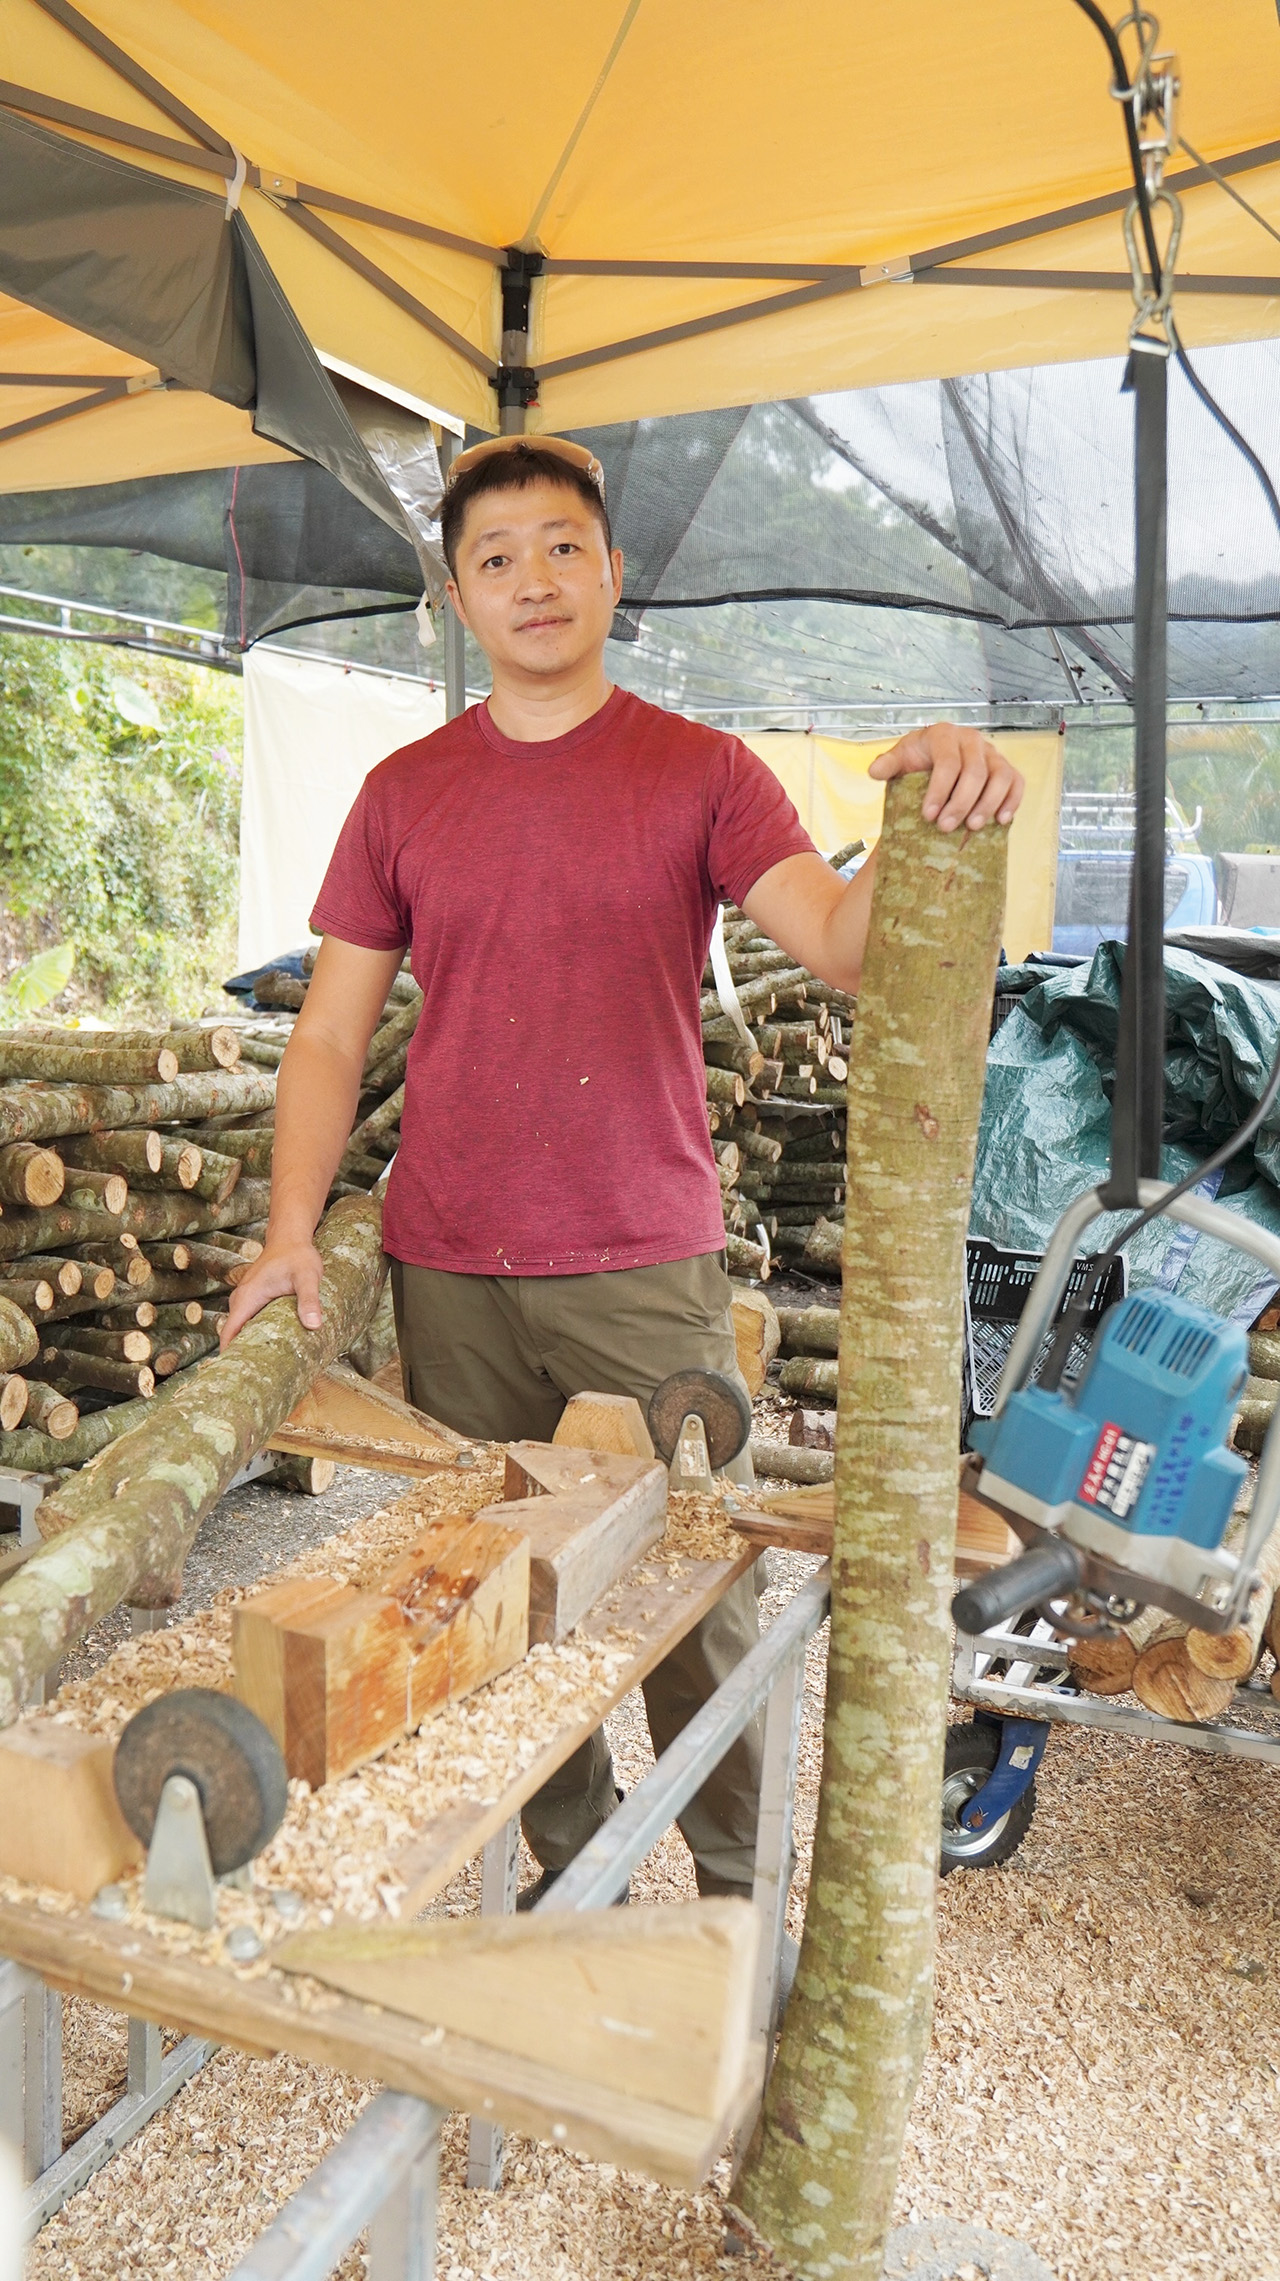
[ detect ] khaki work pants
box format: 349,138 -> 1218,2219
391,1251 -> 764,1895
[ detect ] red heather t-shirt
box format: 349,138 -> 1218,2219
310,686 -> 814,1275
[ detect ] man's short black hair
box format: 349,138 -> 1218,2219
440,441 -> 613,577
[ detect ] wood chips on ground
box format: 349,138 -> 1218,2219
20,1467 -> 1280,2279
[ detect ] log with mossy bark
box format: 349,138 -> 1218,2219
0,1193 -> 389,1712
152,1325 -> 222,1376
173,1125 -> 274,1178
779,1356 -> 837,1400
0,1179 -> 272,1266
0,1036 -> 182,1083
0,1298 -> 38,1377
776,1306 -> 840,1356
32,1348 -> 154,1399
22,1380 -> 76,1439
737,776 -> 1006,2277
0,1144 -> 64,1209
60,1169 -> 128,1217
56,1325 -> 153,1364
0,1068 -> 275,1149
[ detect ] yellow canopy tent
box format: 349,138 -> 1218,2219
0,0 -> 1276,490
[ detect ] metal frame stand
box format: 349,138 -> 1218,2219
225,1562 -> 832,2280
464,1815 -> 520,2190
953,1614 -> 1280,1763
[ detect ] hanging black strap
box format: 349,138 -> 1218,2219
1103,343 -> 1168,1209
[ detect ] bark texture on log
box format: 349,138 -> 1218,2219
0,1194 -> 388,1713
59,1130 -> 163,1179
0,1298 -> 39,1377
776,1306 -> 840,1357
748,1439 -> 834,1484
0,1042 -> 177,1084
0,1068 -> 275,1147
737,776 -> 1006,2276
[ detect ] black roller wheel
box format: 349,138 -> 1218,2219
647,1368 -> 752,1469
114,1687 -> 288,1876
939,1719 -> 1037,1876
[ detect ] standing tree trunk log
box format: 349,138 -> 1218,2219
0,1068 -> 275,1147
0,1193 -> 388,1714
736,775 -> 1007,2276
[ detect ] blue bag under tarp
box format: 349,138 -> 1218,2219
971,942 -> 1280,1322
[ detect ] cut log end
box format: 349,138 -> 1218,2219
0,1375 -> 27,1431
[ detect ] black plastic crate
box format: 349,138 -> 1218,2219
962,1237 -> 1127,1440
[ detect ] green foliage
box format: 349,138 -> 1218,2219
0,943 -> 75,1018
0,635 -> 242,1021
1064,718 -> 1280,858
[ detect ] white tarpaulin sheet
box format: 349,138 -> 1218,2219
238,648 -> 443,971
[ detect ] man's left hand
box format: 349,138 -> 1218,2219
868,723 -> 1023,833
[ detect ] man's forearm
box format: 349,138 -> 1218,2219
266,1033 -> 365,1243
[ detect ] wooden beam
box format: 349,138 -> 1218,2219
485,1444 -> 667,1642
276,1898 -> 758,2121
732,1483 -> 1019,1576
267,1359 -> 477,1477
232,1515 -> 529,1787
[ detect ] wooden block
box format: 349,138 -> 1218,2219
275,1897 -> 759,2121
0,1723 -> 142,1900
731,1482 -> 1019,1575
267,1360 -> 475,1477
731,1288 -> 780,1396
232,1515 -> 530,1787
553,1390 -> 654,1461
487,1445 -> 667,1643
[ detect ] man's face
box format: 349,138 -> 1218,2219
446,478 -> 623,682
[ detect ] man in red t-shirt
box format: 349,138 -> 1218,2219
225,435 -> 1022,1907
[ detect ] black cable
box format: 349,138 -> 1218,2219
1070,0 -> 1165,286
1168,321 -> 1280,539
1043,0 -> 1280,1353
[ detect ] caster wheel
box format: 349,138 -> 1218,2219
939,1720 -> 1036,1876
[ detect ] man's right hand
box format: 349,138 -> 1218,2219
219,1239 -> 325,1348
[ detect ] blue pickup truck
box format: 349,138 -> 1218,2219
1052,792 -> 1218,956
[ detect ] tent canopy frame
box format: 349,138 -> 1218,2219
6,0 -> 1280,431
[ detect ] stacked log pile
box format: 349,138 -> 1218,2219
0,975 -> 418,1472
700,845 -> 861,1284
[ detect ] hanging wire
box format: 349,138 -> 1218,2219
1034,6 -> 1280,1383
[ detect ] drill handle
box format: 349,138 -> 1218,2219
951,1535 -> 1084,1636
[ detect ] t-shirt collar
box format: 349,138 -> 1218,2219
473,683 -> 629,760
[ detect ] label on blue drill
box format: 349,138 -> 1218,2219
1079,1422 -> 1156,1519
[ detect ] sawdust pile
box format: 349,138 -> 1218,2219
25,1500 -> 1280,2278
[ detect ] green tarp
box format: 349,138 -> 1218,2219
972,943 -> 1280,1321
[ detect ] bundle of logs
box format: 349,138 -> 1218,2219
700,845 -> 861,1285
0,969 -> 419,1473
